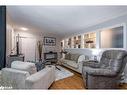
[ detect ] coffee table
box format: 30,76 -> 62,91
45,59 -> 61,70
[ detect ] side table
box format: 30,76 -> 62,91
6,54 -> 25,68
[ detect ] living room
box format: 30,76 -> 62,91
1,5 -> 127,90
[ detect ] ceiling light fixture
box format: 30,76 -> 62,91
20,27 -> 28,31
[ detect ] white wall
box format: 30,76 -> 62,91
6,14 -> 15,56
41,33 -> 61,53
6,24 -> 15,56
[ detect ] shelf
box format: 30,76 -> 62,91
84,32 -> 96,48
62,32 -> 96,49
84,36 -> 96,39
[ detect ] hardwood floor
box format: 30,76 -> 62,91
49,66 -> 127,89
119,83 -> 127,89
49,66 -> 85,89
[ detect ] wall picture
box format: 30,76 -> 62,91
44,37 -> 56,46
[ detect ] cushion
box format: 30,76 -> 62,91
11,61 -> 37,75
35,62 -> 45,72
65,60 -> 78,68
65,53 -> 71,60
70,54 -> 80,62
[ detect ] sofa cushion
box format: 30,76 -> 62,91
70,54 -> 80,62
65,53 -> 71,60
11,61 -> 37,75
64,60 -> 78,68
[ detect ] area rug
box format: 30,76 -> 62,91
55,66 -> 74,81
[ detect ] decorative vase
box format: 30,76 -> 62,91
37,41 -> 43,62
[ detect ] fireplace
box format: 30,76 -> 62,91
44,52 -> 57,61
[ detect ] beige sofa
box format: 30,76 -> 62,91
0,61 -> 55,89
61,53 -> 86,73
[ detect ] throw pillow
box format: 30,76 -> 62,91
70,54 -> 80,63
35,62 -> 45,72
65,53 -> 71,60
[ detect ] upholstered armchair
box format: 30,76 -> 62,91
0,61 -> 55,89
82,50 -> 127,89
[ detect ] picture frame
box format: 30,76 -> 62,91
44,37 -> 56,46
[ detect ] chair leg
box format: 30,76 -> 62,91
82,72 -> 88,89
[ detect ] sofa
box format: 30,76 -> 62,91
82,50 -> 127,89
60,53 -> 86,73
0,61 -> 55,89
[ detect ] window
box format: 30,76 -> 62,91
100,26 -> 123,48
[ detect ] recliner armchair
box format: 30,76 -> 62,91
82,50 -> 127,89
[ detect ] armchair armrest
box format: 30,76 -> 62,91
82,61 -> 100,68
25,66 -> 55,89
83,66 -> 117,77
77,55 -> 85,63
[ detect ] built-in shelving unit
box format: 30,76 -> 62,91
61,24 -> 125,50
62,32 -> 96,49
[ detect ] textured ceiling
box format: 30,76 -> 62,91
7,6 -> 127,37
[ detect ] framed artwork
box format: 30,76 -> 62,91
44,37 -> 56,46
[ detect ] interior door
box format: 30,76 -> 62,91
21,38 -> 36,62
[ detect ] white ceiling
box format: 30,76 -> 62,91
7,6 -> 127,37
